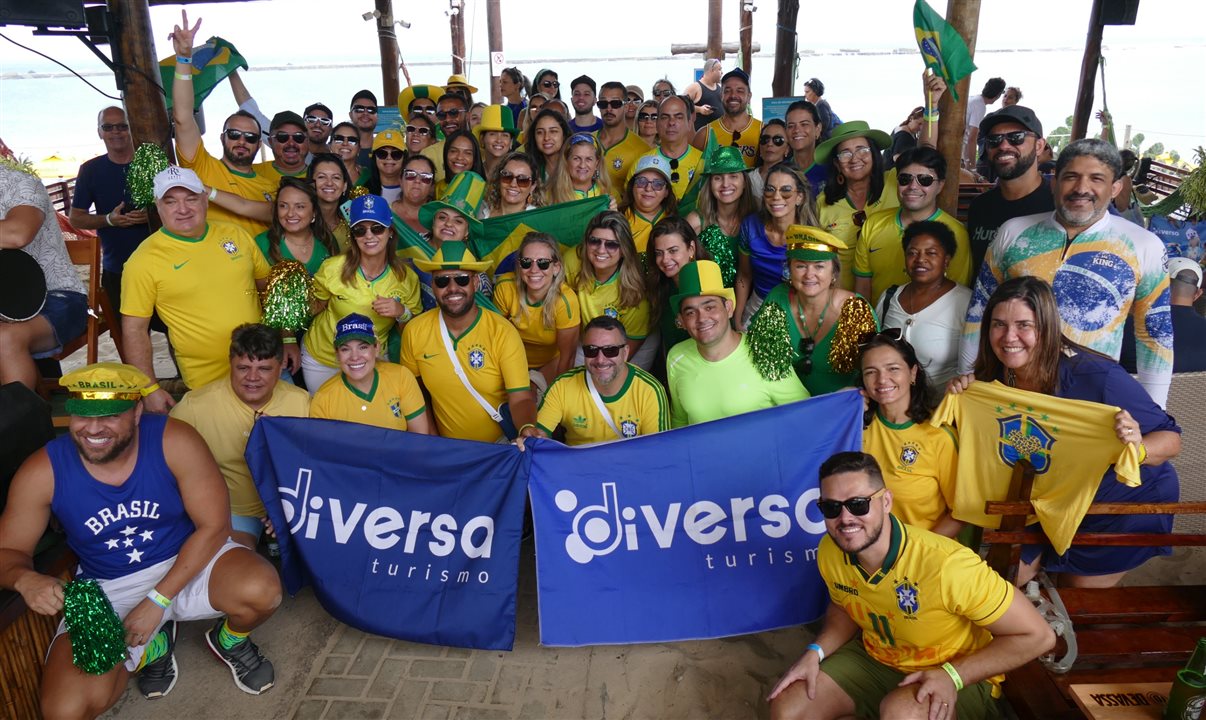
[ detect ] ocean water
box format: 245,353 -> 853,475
2,45 -> 1203,169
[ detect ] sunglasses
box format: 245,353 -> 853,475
731,130 -> 742,146
223,129 -> 261,143
274,131 -> 306,144
794,337 -> 815,375
638,112 -> 659,122
634,176 -> 668,192
100,123 -> 129,132
351,105 -> 378,115
351,223 -> 389,238
653,89 -> 673,97
403,169 -> 434,184
518,257 -> 554,270
500,170 -> 533,188
433,274 -> 472,288
597,99 -> 626,110
586,236 -> 622,251
540,80 -> 560,89
835,146 -> 872,163
815,488 -> 887,520
763,184 -> 797,197
852,210 -> 867,228
583,344 -> 625,358
405,125 -> 432,136
331,134 -> 359,144
898,172 -> 938,188
760,135 -> 787,146
374,148 -> 405,160
986,130 -> 1034,148
857,327 -> 904,348
411,106 -> 437,116
304,115 -> 332,126
435,109 -> 463,120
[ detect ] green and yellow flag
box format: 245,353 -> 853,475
474,194 -> 611,270
913,0 -> 977,101
160,36 -> 248,109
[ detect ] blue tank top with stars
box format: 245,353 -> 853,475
48,414 -> 195,580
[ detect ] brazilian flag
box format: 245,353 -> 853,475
160,36 -> 248,109
912,0 -> 977,102
473,195 -> 612,274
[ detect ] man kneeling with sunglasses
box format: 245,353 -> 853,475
768,452 -> 1054,720
517,316 -> 669,447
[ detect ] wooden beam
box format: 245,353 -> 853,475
375,0 -> 400,105
770,0 -> 799,97
449,1 -> 466,76
707,0 -> 724,60
486,0 -> 503,104
935,0 -> 980,217
1071,0 -> 1104,141
739,1 -> 754,75
671,42 -> 761,55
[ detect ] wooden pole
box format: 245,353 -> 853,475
107,0 -> 173,163
375,0 -> 400,105
707,0 -> 724,60
771,0 -> 800,97
935,0 -> 981,216
740,1 -> 754,75
450,1 -> 466,75
486,0 -> 503,104
1071,0 -> 1104,142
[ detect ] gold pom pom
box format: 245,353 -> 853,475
829,296 -> 878,374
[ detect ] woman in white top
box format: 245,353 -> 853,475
874,220 -> 971,395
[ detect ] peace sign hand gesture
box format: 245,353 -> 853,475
170,10 -> 202,59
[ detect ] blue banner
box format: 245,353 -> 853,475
527,390 -> 863,646
246,417 -> 527,651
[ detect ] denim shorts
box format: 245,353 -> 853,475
35,290 -> 88,356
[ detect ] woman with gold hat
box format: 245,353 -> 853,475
475,105 -> 518,178
746,225 -> 877,396
685,145 -> 758,288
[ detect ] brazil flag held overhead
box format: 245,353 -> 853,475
160,37 -> 248,109
475,195 -> 612,274
912,0 -> 977,102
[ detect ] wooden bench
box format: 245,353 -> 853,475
983,461 -> 1206,719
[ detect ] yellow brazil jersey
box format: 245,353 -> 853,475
639,145 -> 704,200
400,305 -> 531,442
707,116 -> 763,168
817,514 -> 1014,692
121,222 -> 269,389
599,130 -> 651,198
252,160 -> 308,187
575,269 -> 651,340
171,378 -> 310,518
863,411 -> 958,531
492,276 -> 580,369
309,363 -> 426,431
537,365 -> 670,445
819,167 -> 900,291
625,209 -> 664,256
303,257 -> 423,368
177,143 -> 276,237
854,207 -> 972,307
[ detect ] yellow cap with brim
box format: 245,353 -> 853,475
60,362 -> 152,417
785,225 -> 847,262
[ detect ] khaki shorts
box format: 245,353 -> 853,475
821,638 -> 1001,720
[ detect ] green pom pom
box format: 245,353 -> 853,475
63,579 -> 128,675
746,300 -> 796,382
127,144 -> 170,209
261,260 -> 314,331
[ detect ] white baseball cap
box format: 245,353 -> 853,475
1168,257 -> 1203,287
153,166 -> 205,200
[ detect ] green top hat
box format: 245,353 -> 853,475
702,145 -> 755,175
814,120 -> 892,166
419,171 -> 486,231
671,260 -> 736,314
785,225 -> 847,262
474,105 -> 517,142
412,240 -> 492,273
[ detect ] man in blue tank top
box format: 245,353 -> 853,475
0,362 -> 283,717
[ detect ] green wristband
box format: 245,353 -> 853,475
941,661 -> 964,691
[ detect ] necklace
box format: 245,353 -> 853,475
796,287 -> 833,341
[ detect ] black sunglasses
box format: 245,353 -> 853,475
374,148 -> 405,160
731,130 -> 741,146
597,100 -> 625,110
760,135 -> 786,146
633,176 -> 667,191
794,337 -> 815,375
583,344 -> 624,358
586,236 -> 622,250
433,274 -> 472,288
898,172 -> 937,187
223,129 -> 260,143
815,488 -> 886,520
986,130 -> 1033,148
274,131 -> 306,144
668,156 -> 680,185
518,257 -> 554,270
405,125 -> 432,136
500,170 -> 533,188
351,105 -> 378,115
351,224 -> 388,238
541,80 -> 560,89
435,109 -> 463,120
852,210 -> 867,228
100,123 -> 129,132
638,112 -> 659,122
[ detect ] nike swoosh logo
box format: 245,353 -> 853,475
423,353 -> 438,359
868,248 -> 882,253
173,260 -> 190,270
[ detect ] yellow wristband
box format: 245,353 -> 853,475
518,423 -> 537,434
282,336 -> 297,344
141,383 -> 161,397
941,662 -> 964,691
175,73 -> 192,81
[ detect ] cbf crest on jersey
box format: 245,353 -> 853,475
467,343 -> 487,370
222,241 -> 238,254
997,413 -> 1057,474
895,578 -> 920,617
899,441 -> 921,468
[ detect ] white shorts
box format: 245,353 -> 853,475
300,343 -> 339,396
52,539 -> 242,671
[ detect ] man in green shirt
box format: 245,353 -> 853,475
666,261 -> 809,426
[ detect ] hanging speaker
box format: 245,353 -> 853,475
0,0 -> 87,29
1099,0 -> 1140,25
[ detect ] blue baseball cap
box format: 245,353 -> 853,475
334,313 -> 376,348
349,194 -> 392,227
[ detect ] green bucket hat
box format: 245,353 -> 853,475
412,240 -> 493,273
785,225 -> 847,262
814,120 -> 892,166
702,145 -> 755,175
419,171 -> 486,231
670,260 -> 736,314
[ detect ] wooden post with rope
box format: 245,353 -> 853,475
108,0 -> 174,164
374,0 -> 400,105
770,0 -> 799,97
449,0 -> 466,76
486,0 -> 503,104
